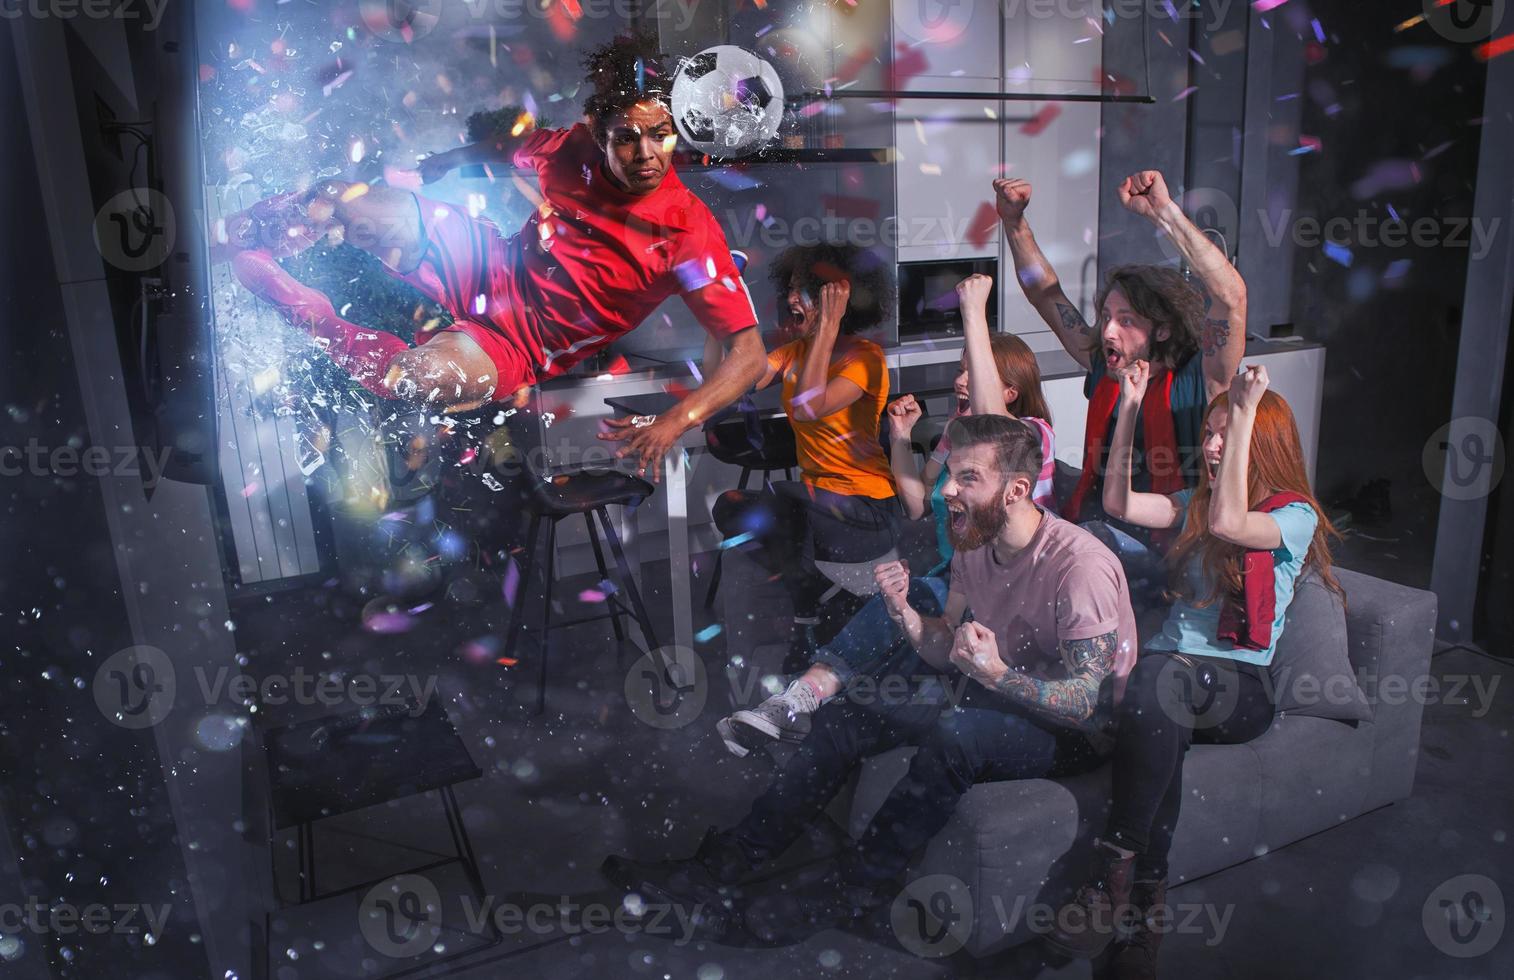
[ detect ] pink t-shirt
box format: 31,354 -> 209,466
947,508 -> 1139,725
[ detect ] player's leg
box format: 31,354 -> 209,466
216,180 -> 426,273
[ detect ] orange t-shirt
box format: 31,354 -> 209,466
768,335 -> 896,499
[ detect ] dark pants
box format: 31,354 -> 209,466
1106,651 -> 1276,880
730,690 -> 1101,887
713,481 -> 900,620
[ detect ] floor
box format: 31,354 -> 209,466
233,543 -> 1513,980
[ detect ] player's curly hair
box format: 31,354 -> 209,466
581,32 -> 673,144
768,242 -> 897,336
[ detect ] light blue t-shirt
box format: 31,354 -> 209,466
1146,488 -> 1319,666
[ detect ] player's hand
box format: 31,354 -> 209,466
598,415 -> 684,482
417,150 -> 455,185
886,395 -> 924,442
1117,359 -> 1151,409
1118,170 -> 1173,222
817,280 -> 851,333
1229,364 -> 1269,416
993,178 -> 1032,226
874,559 -> 911,620
956,274 -> 994,316
949,621 -> 1006,686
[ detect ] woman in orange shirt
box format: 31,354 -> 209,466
706,243 -> 901,671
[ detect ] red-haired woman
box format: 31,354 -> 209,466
1048,363 -> 1340,978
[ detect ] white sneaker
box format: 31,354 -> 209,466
721,682 -> 817,755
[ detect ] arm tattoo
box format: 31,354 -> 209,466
1055,301 -> 1093,338
991,631 -> 1118,727
1201,316 -> 1231,358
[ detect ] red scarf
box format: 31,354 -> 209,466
1063,366 -> 1184,538
1216,491 -> 1312,651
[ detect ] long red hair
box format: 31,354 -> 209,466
989,333 -> 1053,424
1166,389 -> 1342,607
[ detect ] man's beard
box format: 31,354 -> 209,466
946,496 -> 1008,553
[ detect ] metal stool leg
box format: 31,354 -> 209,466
536,518 -> 558,715
585,511 -> 625,642
596,506 -> 660,653
704,549 -> 725,610
502,514 -> 542,665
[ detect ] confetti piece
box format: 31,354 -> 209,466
579,588 -> 607,603
966,201 -> 1000,250
1172,86 -> 1198,102
1475,34 -> 1514,61
1322,241 -> 1352,267
719,532 -> 755,550
696,624 -> 723,643
1253,0 -> 1290,12
1019,104 -> 1062,136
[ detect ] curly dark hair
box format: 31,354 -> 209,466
581,32 -> 672,144
767,242 -> 897,335
1090,265 -> 1205,368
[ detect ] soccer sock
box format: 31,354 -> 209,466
232,250 -> 408,399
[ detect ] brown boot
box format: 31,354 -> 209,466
1045,839 -> 1136,959
1109,878 -> 1169,980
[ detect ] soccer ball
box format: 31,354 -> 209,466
671,45 -> 785,158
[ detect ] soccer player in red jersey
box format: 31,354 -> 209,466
217,34 -> 764,478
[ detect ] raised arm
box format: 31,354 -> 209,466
788,282 -> 865,422
958,274 -> 1012,418
1101,360 -> 1184,530
417,137 -> 523,184
877,559 -> 965,671
1117,171 -> 1246,398
885,395 -> 933,520
994,178 -> 1094,371
1207,365 -> 1284,549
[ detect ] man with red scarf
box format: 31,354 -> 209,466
995,170 -> 1247,597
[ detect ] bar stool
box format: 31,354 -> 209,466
502,466 -> 661,714
702,411 -> 799,609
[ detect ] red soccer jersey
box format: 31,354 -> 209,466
494,124 -> 756,378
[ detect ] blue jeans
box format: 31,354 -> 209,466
811,576 -> 951,691
729,690 -> 1099,886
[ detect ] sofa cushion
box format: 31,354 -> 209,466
1266,572 -> 1372,722
1250,712 -> 1376,851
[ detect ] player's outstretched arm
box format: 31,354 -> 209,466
994,178 -> 1094,371
600,327 -> 766,481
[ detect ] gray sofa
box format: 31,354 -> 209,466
837,567 -> 1438,957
